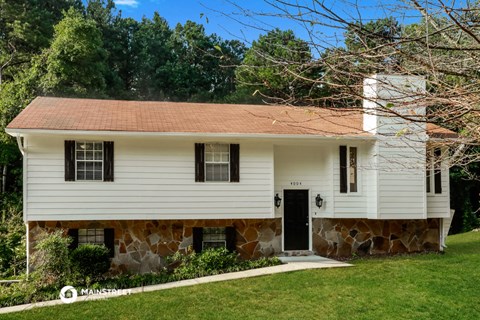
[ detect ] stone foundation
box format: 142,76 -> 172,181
28,217 -> 441,273
28,219 -> 282,273
312,218 -> 441,257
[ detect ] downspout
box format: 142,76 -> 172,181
15,135 -> 29,275
16,135 -> 25,155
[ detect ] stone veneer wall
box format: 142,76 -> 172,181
312,218 -> 441,257
28,219 -> 282,273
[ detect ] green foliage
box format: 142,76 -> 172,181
70,244 -> 111,282
0,193 -> 25,277
236,28 -> 322,104
167,247 -> 281,280
40,7 -> 107,97
30,230 -> 71,287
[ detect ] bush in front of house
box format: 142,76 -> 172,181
0,232 -> 282,308
167,247 -> 281,280
71,244 -> 111,283
30,230 -> 71,287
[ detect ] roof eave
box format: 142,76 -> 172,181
5,128 -> 376,140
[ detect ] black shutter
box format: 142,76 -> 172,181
225,226 -> 236,253
65,140 -> 76,181
192,227 -> 203,252
339,146 -> 348,193
230,144 -> 240,182
195,143 -> 205,182
67,228 -> 79,250
104,228 -> 115,258
434,148 -> 442,194
103,141 -> 114,182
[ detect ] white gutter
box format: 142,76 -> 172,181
5,128 -> 377,141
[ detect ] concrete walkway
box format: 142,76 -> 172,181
0,256 -> 351,315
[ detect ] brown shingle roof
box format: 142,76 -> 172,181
6,96 -> 455,138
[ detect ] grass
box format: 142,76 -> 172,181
3,231 -> 480,320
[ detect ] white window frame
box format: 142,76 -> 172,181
205,143 -> 230,182
343,145 -> 360,194
426,147 -> 442,195
348,146 -> 358,193
78,228 -> 105,246
75,141 -> 103,181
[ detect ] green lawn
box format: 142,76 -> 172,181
3,231 -> 480,320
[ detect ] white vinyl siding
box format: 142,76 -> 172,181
376,138 -> 426,219
24,135 -> 273,221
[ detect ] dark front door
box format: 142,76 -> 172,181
284,190 -> 309,250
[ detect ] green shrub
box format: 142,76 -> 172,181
71,244 -> 111,282
167,247 -> 281,280
30,230 -> 71,287
0,192 -> 26,277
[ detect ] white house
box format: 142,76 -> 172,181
6,74 -> 456,273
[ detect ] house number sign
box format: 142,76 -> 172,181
290,181 -> 302,186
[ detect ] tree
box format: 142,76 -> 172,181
168,20 -> 245,102
39,7 -> 107,97
0,0 -> 83,85
236,28 -> 325,104
227,0 -> 479,230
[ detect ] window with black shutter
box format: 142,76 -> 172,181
426,148 -> 442,194
192,227 -> 236,253
67,228 -> 115,257
434,148 -> 442,194
340,145 -> 358,193
64,140 -> 114,182
195,143 -> 240,182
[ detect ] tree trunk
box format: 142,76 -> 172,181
1,165 -> 6,193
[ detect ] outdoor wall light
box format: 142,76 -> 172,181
274,193 -> 282,208
315,194 -> 324,208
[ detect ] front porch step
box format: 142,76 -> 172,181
277,250 -> 315,257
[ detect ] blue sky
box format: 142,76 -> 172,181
111,0 -> 420,45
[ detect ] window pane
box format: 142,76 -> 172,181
86,151 -> 94,160
77,162 -> 85,170
76,151 -> 85,160
86,162 -> 94,171
94,142 -> 103,151
76,142 -> 86,150
94,151 -> 102,160
85,171 -> 94,180
349,147 -> 357,192
205,152 -> 213,162
85,143 -> 93,150
216,144 -> 229,152
206,164 -> 214,181
77,170 -> 85,180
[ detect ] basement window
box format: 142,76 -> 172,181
202,227 -> 227,250
78,228 -> 105,246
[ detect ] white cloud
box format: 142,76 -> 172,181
114,0 -> 139,7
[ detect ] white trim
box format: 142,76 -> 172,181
5,128 -> 377,140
